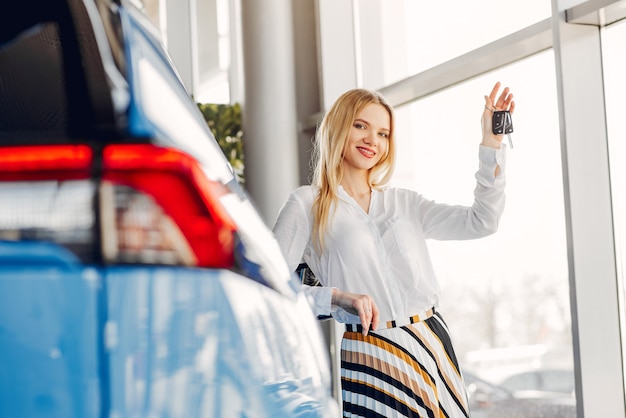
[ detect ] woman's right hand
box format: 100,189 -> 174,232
332,288 -> 379,336
481,81 -> 515,149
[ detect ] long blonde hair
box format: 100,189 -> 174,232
311,89 -> 396,252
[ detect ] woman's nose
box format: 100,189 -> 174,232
363,131 -> 378,146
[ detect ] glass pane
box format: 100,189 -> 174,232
392,50 -> 577,417
602,19 -> 626,391
368,0 -> 551,86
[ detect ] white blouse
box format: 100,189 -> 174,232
272,145 -> 506,325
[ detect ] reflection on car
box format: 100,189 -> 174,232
0,0 -> 338,417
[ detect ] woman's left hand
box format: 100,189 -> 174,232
332,288 -> 380,336
481,81 -> 515,149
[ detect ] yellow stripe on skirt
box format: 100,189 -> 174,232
340,310 -> 470,418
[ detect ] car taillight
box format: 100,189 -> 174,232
101,144 -> 236,268
0,179 -> 97,262
0,145 -> 96,261
0,144 -> 236,268
100,181 -> 197,266
0,144 -> 93,180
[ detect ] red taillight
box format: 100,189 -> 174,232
0,145 -> 92,180
0,144 -> 236,268
101,144 -> 236,268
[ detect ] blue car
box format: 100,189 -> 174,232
0,1 -> 338,417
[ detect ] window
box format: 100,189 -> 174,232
360,0 -> 552,86
602,18 -> 626,390
392,50 -> 576,416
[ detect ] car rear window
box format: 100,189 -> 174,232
0,23 -> 68,139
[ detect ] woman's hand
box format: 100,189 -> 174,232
481,81 -> 515,149
332,288 -> 380,336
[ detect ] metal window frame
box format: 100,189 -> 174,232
553,1 -> 626,416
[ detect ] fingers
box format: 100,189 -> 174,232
495,87 -> 510,109
370,304 -> 380,333
487,81 -> 501,107
481,82 -> 515,149
489,81 -> 514,112
331,289 -> 379,336
356,297 -> 378,336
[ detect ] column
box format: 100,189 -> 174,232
240,0 -> 299,225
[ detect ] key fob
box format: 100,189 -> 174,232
492,110 -> 513,135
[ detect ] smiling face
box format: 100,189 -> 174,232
341,103 -> 391,175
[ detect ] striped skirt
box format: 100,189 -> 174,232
341,310 -> 470,418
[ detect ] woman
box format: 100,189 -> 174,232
273,82 -> 515,417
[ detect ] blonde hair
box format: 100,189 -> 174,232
311,89 -> 396,252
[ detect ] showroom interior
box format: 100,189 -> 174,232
136,0 -> 626,416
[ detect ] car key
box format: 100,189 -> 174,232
492,110 -> 514,149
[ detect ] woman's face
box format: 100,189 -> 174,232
342,103 -> 390,174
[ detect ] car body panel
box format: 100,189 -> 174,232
0,244 -> 336,417
0,243 -> 102,418
104,266 -> 333,417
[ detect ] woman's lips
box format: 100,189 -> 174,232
357,146 -> 375,158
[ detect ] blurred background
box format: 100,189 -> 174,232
131,0 -> 625,416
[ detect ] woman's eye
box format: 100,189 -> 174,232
379,132 -> 389,138
354,123 -> 366,130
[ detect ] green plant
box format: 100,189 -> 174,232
197,102 -> 245,184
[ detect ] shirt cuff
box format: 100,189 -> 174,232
303,285 -> 334,317
478,144 -> 506,178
